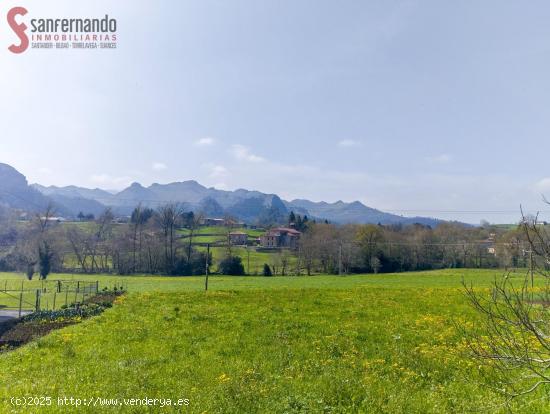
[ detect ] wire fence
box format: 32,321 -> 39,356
0,279 -> 127,317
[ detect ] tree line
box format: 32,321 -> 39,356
0,204 -> 535,278
293,220 -> 529,276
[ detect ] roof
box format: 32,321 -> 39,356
273,227 -> 301,234
266,227 -> 301,236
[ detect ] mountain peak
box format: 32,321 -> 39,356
0,163 -> 28,189
4,161 -> 443,226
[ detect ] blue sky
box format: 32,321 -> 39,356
1,0 -> 550,223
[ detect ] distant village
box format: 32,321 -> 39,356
201,217 -> 302,249
25,213 -> 303,250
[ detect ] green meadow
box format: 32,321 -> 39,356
0,269 -> 547,413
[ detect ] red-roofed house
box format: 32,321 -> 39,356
260,227 -> 301,249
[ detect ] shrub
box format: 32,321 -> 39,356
219,256 -> 245,276
22,304 -> 105,322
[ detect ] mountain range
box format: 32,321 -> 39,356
0,162 -> 441,226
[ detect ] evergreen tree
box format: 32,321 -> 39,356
289,211 -> 296,225
263,263 -> 273,277
38,241 -> 54,280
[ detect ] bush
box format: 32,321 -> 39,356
219,256 -> 245,276
171,251 -> 210,276
22,304 -> 105,322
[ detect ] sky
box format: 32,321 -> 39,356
1,0 -> 550,224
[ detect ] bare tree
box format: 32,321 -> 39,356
157,203 -> 184,273
67,226 -> 90,273
89,209 -> 114,272
130,204 -> 153,272
186,212 -> 203,262
463,210 -> 550,402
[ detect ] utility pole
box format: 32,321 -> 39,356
247,247 -> 250,275
205,243 -> 210,292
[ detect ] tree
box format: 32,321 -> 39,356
186,212 -> 203,262
463,211 -> 550,401
38,241 -> 54,280
66,226 -> 90,273
130,205 -> 154,273
294,214 -> 309,232
90,209 -> 115,273
157,203 -> 184,274
263,263 -> 272,277
219,256 -> 245,276
356,224 -> 384,272
277,250 -> 291,276
289,211 -> 296,226
25,262 -> 35,280
131,206 -> 154,225
14,203 -> 58,280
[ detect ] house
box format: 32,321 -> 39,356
482,233 -> 497,255
40,216 -> 67,223
202,218 -> 226,227
260,227 -> 301,249
229,232 -> 248,246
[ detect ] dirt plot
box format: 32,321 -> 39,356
0,320 -> 76,347
0,290 -> 123,351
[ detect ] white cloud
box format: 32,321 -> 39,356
426,154 -> 452,164
152,162 -> 168,171
338,139 -> 361,148
195,137 -> 216,147
231,145 -> 265,163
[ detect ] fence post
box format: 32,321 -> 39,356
57,280 -> 62,293
53,292 -> 57,310
205,243 -> 210,292
18,293 -> 22,318
65,287 -> 69,307
96,281 -> 99,293
35,290 -> 40,312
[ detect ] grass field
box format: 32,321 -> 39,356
0,269 -> 547,413
180,225 -> 265,236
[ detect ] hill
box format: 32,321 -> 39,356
36,180 -> 441,226
0,162 -> 441,226
285,199 -> 441,226
0,164 -> 59,214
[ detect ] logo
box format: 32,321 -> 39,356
6,6 -> 118,54
7,7 -> 28,54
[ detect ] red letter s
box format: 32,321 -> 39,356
7,7 -> 29,54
